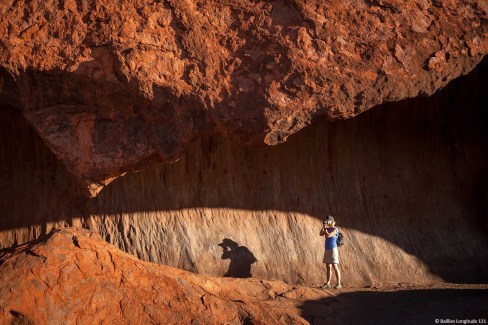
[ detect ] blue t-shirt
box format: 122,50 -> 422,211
325,227 -> 339,250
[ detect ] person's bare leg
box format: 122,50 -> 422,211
333,264 -> 341,287
326,264 -> 333,284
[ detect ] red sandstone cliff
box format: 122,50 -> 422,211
0,0 -> 486,194
1,227 -> 487,324
1,57 -> 487,287
0,2 -> 487,323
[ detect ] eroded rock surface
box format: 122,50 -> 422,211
0,227 -> 309,324
1,58 -> 487,287
0,0 -> 486,194
1,227 -> 487,324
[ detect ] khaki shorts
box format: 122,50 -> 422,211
323,247 -> 339,264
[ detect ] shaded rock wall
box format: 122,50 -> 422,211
1,0 -> 486,194
0,59 -> 487,286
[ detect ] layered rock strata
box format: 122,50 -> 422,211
1,58 -> 487,287
0,0 -> 486,194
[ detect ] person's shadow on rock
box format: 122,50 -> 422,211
218,238 -> 257,278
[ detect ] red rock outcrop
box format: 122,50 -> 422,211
1,58 -> 487,287
0,0 -> 486,194
1,227 -> 487,324
0,227 -> 308,324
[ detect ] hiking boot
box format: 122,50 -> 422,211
321,283 -> 331,289
334,284 -> 342,289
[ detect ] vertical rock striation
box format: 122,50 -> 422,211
2,228 -> 486,324
0,0 -> 486,193
1,58 -> 487,286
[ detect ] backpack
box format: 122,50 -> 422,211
336,230 -> 344,247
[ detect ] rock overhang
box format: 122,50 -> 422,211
0,0 -> 486,196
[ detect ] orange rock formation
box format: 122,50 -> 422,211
0,0 -> 486,194
1,227 -> 487,324
1,58 -> 487,287
0,3 -> 487,320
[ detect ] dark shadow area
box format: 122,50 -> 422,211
96,57 -> 487,217
0,109 -> 88,241
0,58 -> 487,283
9,310 -> 34,325
218,238 -> 257,278
300,288 -> 488,324
0,229 -> 58,267
473,170 -> 488,233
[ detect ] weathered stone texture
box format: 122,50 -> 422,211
0,0 -> 486,193
1,59 -> 487,287
0,227 -> 310,324
1,227 -> 487,324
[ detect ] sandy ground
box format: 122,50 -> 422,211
300,283 -> 488,324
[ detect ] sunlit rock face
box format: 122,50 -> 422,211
0,227 -> 313,324
1,58 -> 487,287
1,228 -> 487,324
0,0 -> 486,194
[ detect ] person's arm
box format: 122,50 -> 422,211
319,226 -> 327,236
323,228 -> 337,238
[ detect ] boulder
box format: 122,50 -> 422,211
0,0 -> 486,194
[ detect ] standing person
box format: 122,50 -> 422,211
320,215 -> 342,289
